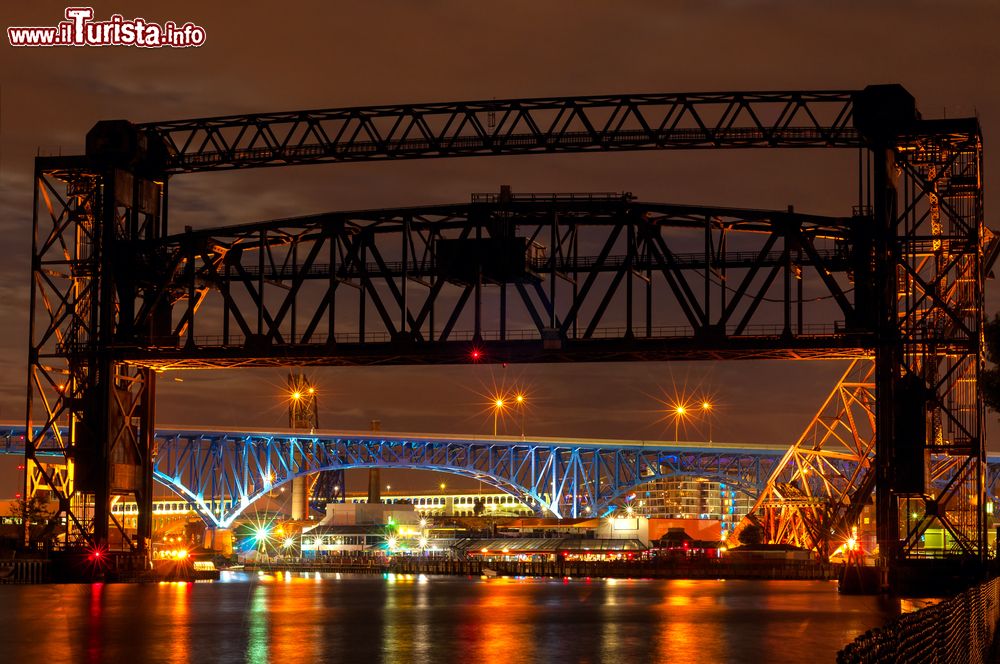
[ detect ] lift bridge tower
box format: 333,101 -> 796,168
23,85 -> 989,589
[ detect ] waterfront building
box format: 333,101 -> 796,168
632,478 -> 753,541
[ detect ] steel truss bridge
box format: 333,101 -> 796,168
25,85 -> 992,586
6,423 -> 1000,534
1,424 -> 784,526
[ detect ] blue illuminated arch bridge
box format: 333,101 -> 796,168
2,424 -> 784,527
4,425 -> 1000,529
151,429 -> 795,527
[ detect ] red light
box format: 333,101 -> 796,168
470,349 -> 481,361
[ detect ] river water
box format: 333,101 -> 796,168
0,572 -> 898,663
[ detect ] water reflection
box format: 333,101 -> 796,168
86,582 -> 103,664
246,584 -> 268,664
0,575 -> 896,664
166,582 -> 191,664
465,578 -> 537,663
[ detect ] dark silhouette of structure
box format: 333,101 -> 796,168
24,86 -> 991,589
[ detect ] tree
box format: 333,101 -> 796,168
982,315 -> 1000,413
8,493 -> 53,546
8,494 -> 51,528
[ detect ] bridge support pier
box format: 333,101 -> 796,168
291,476 -> 306,520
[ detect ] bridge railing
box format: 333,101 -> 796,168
837,577 -> 1000,664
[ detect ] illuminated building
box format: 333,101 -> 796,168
631,478 -> 752,540
347,491 -> 535,517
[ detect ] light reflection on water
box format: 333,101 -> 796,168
0,574 -> 897,664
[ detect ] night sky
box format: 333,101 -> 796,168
0,1 -> 998,493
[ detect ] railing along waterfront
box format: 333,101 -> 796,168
239,554 -> 838,580
387,556 -> 837,580
837,577 -> 1000,664
0,559 -> 50,584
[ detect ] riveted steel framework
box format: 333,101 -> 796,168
870,117 -> 990,571
738,357 -> 1000,563
150,430 -> 779,528
730,359 -> 877,557
8,421 -> 1000,543
24,87 -> 991,586
117,197 -> 869,369
142,91 -> 860,172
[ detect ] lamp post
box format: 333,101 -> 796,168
701,400 -> 713,441
515,392 -> 527,438
493,397 -> 506,436
672,404 -> 687,442
670,403 -> 690,443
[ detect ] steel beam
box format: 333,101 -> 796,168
139,91 -> 860,173
105,198 -> 870,369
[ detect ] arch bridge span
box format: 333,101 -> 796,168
149,428 -> 782,528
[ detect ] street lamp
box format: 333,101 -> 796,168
492,397 -> 506,436
287,374 -> 319,438
514,392 -> 527,437
701,400 -> 713,441
672,404 -> 687,442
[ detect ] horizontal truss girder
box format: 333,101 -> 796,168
138,91 -> 861,173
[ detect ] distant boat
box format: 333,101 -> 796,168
481,567 -> 498,578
